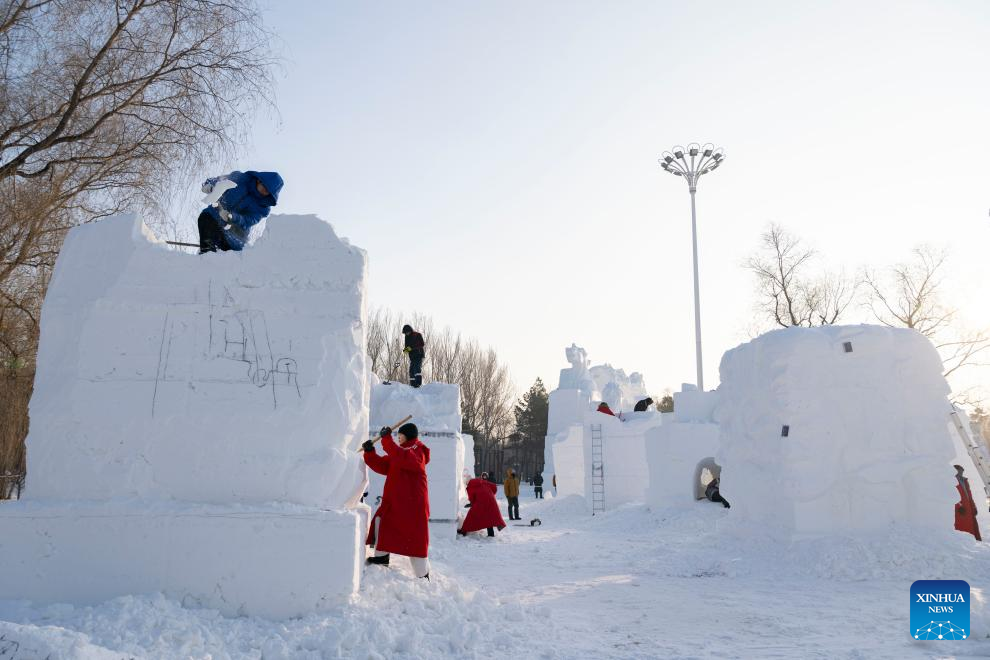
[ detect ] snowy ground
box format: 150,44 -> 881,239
2,488 -> 989,659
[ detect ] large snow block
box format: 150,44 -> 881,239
3,213 -> 370,616
715,325 -> 957,538
0,501 -> 363,619
369,382 -> 460,433
25,213 -> 368,508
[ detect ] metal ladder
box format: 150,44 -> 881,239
950,408 -> 990,503
591,424 -> 605,515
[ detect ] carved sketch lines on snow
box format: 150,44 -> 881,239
210,282 -> 302,410
152,311 -> 172,417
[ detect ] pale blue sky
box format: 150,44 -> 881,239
218,0 -> 990,399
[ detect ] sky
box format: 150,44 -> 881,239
206,0 -> 990,400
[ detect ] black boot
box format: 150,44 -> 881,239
366,553 -> 390,565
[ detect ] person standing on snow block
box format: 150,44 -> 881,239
198,170 -> 284,253
402,324 -> 426,388
459,474 -> 506,537
597,401 -> 616,416
504,468 -> 521,521
533,473 -> 544,499
954,464 -> 982,541
362,422 -> 432,578
633,397 -> 654,412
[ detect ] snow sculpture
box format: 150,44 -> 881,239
601,381 -> 623,411
716,325 -> 958,538
367,382 -> 464,521
590,364 -> 649,412
0,213 -> 370,618
558,343 -> 597,397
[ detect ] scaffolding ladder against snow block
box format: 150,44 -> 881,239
950,408 -> 990,505
591,423 -> 605,515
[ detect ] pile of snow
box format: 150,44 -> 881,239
716,325 -> 958,539
0,213 -> 370,618
367,382 -> 467,521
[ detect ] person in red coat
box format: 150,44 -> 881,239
954,464 -> 982,541
362,422 -> 432,578
459,472 -> 506,537
597,402 -> 615,416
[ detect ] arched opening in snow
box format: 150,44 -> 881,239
694,457 -> 721,500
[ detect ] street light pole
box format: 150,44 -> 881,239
659,143 -> 725,393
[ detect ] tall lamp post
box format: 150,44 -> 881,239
658,143 -> 725,392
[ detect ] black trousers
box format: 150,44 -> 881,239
409,355 -> 423,387
710,492 -> 730,508
198,211 -> 232,253
507,496 -> 519,520
534,487 -> 543,498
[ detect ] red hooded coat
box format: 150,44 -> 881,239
461,477 -> 506,534
364,433 -> 431,557
955,474 -> 982,541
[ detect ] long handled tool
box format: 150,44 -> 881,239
357,414 -> 413,452
166,240 -> 201,248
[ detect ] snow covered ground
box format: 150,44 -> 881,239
2,488 -> 988,659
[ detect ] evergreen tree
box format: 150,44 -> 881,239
515,378 -> 549,439
510,378 -> 549,478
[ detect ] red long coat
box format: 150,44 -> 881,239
955,475 -> 982,541
364,433 -> 431,557
461,477 -> 506,534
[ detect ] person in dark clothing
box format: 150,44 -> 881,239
198,171 -> 283,253
402,324 -> 426,388
534,473 -> 544,498
705,478 -> 730,509
633,397 -> 654,412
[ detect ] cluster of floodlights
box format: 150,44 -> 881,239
659,143 -> 725,186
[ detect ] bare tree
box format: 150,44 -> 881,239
0,0 -> 275,287
746,223 -> 855,329
366,307 -> 517,454
863,245 -> 990,378
0,0 -> 276,494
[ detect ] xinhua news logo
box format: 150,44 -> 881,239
911,580 -> 970,640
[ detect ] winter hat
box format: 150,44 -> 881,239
398,422 -> 419,439
402,324 -> 413,333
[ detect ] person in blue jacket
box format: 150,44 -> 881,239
198,171 -> 284,253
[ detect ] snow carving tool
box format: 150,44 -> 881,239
512,518 -> 542,527
165,241 -> 201,248
357,415 -> 413,452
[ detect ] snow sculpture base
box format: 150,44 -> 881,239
0,502 -> 363,619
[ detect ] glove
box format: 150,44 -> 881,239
379,426 -> 391,438
218,206 -> 232,222
361,439 -> 376,453
403,347 -> 412,354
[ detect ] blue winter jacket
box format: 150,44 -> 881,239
202,171 -> 284,250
